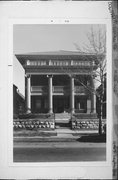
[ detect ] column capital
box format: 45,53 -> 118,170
91,74 -> 97,81
69,74 -> 75,79
26,74 -> 31,78
47,74 -> 53,78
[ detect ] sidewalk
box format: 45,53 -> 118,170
13,128 -> 99,143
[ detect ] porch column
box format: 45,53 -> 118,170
87,78 -> 91,113
48,75 -> 53,113
87,97 -> 91,113
70,76 -> 75,114
91,77 -> 96,113
26,75 -> 31,113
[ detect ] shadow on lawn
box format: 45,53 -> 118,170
77,134 -> 106,143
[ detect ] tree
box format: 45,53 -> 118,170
74,25 -> 106,134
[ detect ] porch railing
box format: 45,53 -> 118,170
31,86 -> 48,93
31,85 -> 87,94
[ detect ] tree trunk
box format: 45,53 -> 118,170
99,97 -> 103,134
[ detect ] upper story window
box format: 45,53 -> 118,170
49,60 -> 69,66
26,59 -> 93,67
27,60 -> 46,66
72,61 -> 91,66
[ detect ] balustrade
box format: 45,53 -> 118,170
31,85 -> 87,94
31,86 -> 48,93
74,86 -> 87,93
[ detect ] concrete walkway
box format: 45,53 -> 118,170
56,128 -> 98,134
14,128 -> 98,137
13,128 -> 99,143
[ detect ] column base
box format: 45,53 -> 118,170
71,109 -> 75,114
49,109 -> 53,114
26,109 -> 31,114
91,110 -> 96,114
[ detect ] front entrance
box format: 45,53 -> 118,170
31,96 -> 48,113
53,96 -> 70,113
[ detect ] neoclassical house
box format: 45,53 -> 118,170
15,51 -> 103,130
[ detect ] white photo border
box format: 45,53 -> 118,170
8,18 -> 112,168
0,1 -> 113,179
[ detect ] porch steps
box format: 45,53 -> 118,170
55,113 -> 71,122
55,113 -> 71,128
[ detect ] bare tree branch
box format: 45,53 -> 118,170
73,25 -> 106,134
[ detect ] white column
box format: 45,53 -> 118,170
91,77 -> 96,113
70,76 -> 75,114
48,75 -> 53,113
87,98 -> 91,114
26,75 -> 31,113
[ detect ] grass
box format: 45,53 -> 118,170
77,133 -> 106,143
14,129 -> 57,137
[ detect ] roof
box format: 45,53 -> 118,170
17,50 -> 96,56
15,50 -> 101,66
13,84 -> 25,100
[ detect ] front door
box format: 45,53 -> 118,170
53,96 -> 69,113
31,96 -> 48,113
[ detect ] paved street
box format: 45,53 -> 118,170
13,141 -> 106,162
13,128 -> 106,162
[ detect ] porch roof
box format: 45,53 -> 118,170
15,50 -> 103,66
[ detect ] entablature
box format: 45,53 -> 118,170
16,52 -> 102,72
25,66 -> 93,75
26,59 -> 93,67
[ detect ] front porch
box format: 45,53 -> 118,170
13,111 -> 104,132
26,74 -> 96,115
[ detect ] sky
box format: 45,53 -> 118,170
13,24 -> 89,54
13,24 -> 105,95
